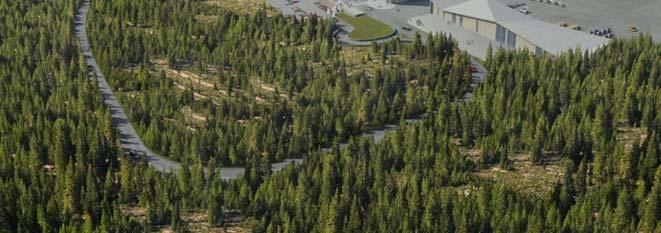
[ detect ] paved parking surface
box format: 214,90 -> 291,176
268,0 -> 331,18
362,0 -> 430,39
496,0 -> 661,42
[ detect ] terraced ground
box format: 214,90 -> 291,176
81,0 -> 607,199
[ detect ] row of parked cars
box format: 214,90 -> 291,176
590,28 -> 613,39
529,0 -> 566,7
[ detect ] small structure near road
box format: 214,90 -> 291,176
318,0 -> 365,17
318,0 -> 339,15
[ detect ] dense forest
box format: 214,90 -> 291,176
241,36 -> 661,232
0,0 -> 125,231
86,0 -> 473,166
1,0 -> 659,232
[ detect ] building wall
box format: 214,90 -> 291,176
461,16 -> 478,33
431,0 -> 469,10
432,0 -> 563,56
476,20 -> 497,40
441,11 -> 497,40
515,34 -> 537,52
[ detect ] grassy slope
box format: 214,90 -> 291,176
338,13 -> 395,41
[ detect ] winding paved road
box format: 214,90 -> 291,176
74,0 -> 182,172
74,0 -> 486,179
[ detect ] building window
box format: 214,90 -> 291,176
476,20 -> 479,32
430,2 -> 434,14
535,46 -> 542,56
507,30 -> 516,49
459,16 -> 463,26
452,14 -> 456,23
496,24 -> 506,44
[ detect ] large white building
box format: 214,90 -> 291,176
429,0 -> 609,55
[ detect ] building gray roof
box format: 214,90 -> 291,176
442,0 -> 609,55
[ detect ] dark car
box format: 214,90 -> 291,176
87,65 -> 94,76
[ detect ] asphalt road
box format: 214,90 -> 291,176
74,0 -> 181,172
362,0 -> 430,39
73,0 -> 486,179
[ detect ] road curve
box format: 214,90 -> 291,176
74,0 -> 487,179
74,0 -> 181,172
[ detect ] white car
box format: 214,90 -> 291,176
519,7 -> 529,14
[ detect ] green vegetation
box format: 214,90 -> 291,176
338,13 -> 396,41
1,0 -> 660,232
0,0 -> 125,231
87,0 -> 471,167
241,36 -> 660,232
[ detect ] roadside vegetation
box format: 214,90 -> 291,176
338,13 -> 396,41
1,0 -> 659,232
87,0 -> 472,167
199,0 -> 275,16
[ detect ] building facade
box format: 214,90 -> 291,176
429,0 -> 608,55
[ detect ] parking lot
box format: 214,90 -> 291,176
267,0 -> 331,19
361,0 -> 430,40
498,0 -> 661,42
269,0 -> 661,44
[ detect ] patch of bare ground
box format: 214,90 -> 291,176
120,205 -> 249,232
200,0 -> 274,16
181,107 -> 208,122
616,126 -> 647,153
336,46 -> 383,76
461,147 -> 563,196
152,58 -> 252,100
194,14 -> 219,23
158,64 -> 215,90
249,78 -> 290,102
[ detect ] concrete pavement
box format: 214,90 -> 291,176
498,0 -> 661,42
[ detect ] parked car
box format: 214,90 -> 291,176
401,26 -> 412,31
628,26 -> 638,32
